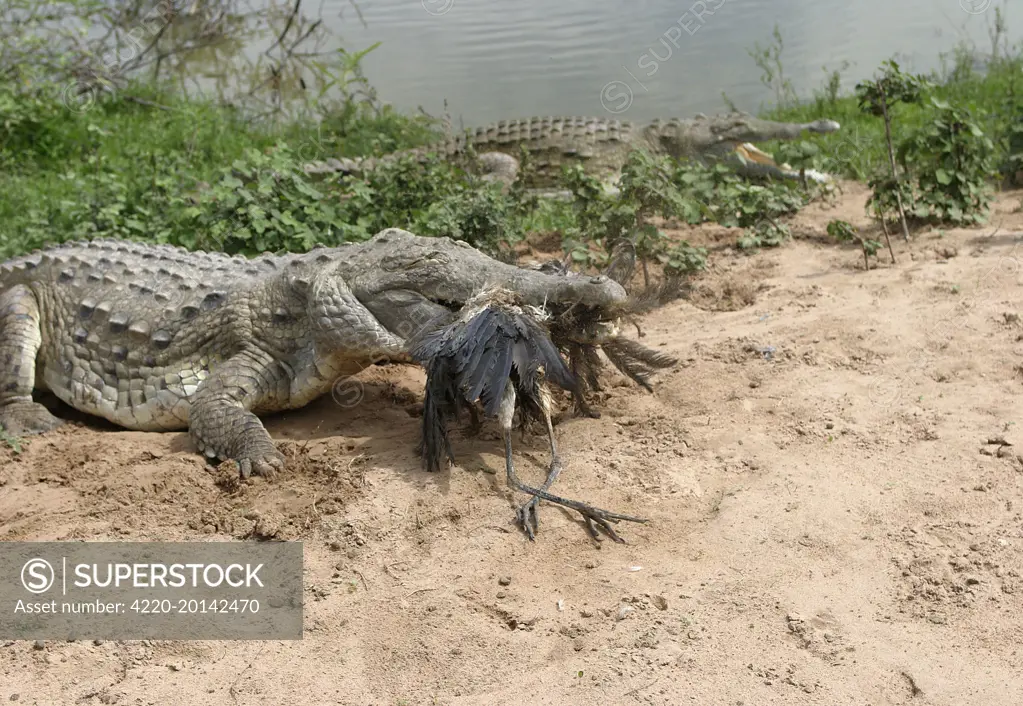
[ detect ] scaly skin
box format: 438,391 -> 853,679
0,229 -> 627,477
304,112 -> 841,186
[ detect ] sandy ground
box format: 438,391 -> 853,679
2,183 -> 1023,705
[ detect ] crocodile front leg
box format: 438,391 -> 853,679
475,152 -> 520,186
188,346 -> 287,479
0,284 -> 65,436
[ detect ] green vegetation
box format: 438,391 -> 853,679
827,219 -> 888,271
0,0 -> 1021,290
757,14 -> 1020,230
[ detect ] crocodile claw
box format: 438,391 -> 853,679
237,449 -> 285,480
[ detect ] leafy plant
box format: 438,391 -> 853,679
738,219 -> 790,251
659,240 -> 707,277
815,60 -> 853,107
185,145 -> 349,255
856,60 -> 931,241
748,24 -> 798,108
773,140 -> 821,188
896,98 -> 996,225
827,218 -> 889,270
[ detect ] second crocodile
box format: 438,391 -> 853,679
304,111 -> 841,187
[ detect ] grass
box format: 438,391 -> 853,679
0,80 -> 443,258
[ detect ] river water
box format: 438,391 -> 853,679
302,0 -> 1018,126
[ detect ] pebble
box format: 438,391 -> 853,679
498,576 -> 511,586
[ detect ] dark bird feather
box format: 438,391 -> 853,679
408,287 -> 647,541
408,290 -> 578,473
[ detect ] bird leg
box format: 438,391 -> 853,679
514,402 -> 565,540
499,383 -> 647,542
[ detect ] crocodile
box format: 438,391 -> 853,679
0,229 -> 642,479
303,112 -> 841,187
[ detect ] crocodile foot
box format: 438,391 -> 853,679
0,400 -> 65,436
192,432 -> 285,480
235,449 -> 285,480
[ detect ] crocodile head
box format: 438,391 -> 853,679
648,111 -> 841,160
341,229 -> 629,346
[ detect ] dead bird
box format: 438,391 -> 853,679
408,287 -> 649,542
521,245 -> 679,418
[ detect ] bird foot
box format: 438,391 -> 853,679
516,496 -> 541,541
515,492 -> 647,543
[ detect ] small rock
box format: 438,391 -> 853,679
927,613 -> 947,625
496,591 -> 507,599
965,576 -> 980,586
10,694 -> 19,702
580,609 -> 594,618
573,638 -> 585,652
32,640 -> 44,651
616,604 -> 634,622
498,576 -> 511,586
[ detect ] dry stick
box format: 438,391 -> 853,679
876,79 -> 909,253
859,237 -> 870,271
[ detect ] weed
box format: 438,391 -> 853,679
748,25 -> 798,108
738,220 -> 790,251
827,219 -> 889,270
898,98 -> 996,225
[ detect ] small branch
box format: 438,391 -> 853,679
876,79 -> 910,246
124,95 -> 174,111
263,0 -> 302,59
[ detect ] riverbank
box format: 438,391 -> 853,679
0,41 -> 1020,261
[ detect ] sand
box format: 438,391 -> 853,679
2,183 -> 1022,705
